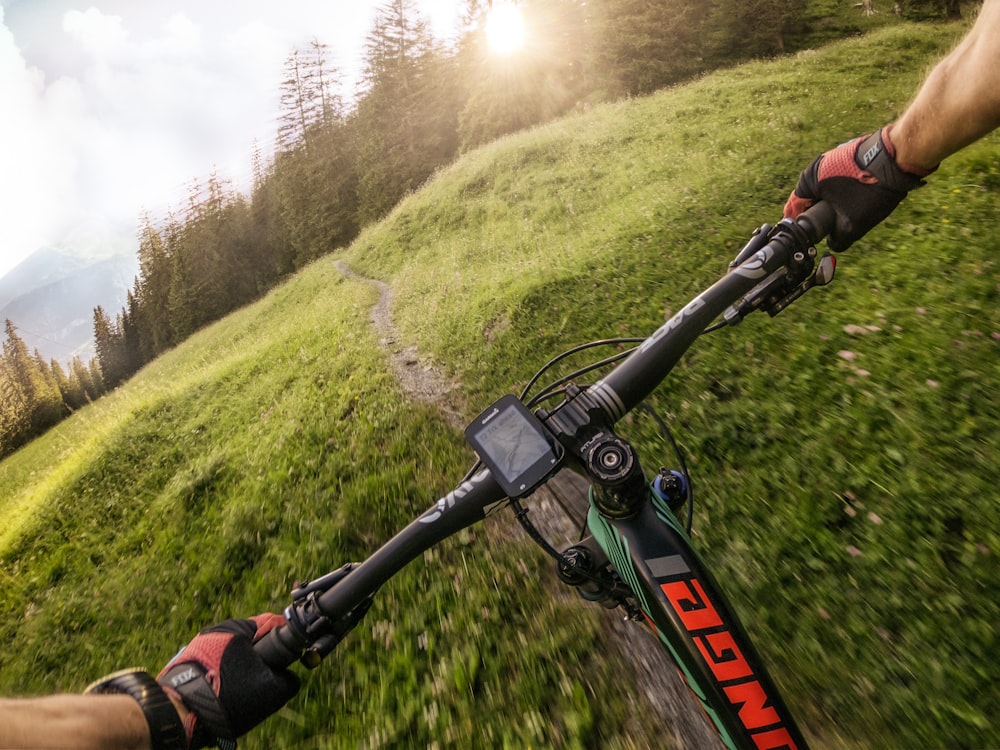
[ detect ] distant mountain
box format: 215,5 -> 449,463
0,249 -> 91,310
0,249 -> 139,365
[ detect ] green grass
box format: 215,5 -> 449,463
2,22 -> 998,749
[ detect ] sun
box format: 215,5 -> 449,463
485,2 -> 526,55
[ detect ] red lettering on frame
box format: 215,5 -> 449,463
656,573 -> 800,748
695,630 -> 753,683
723,680 -> 781,730
661,578 -> 724,632
752,726 -> 798,750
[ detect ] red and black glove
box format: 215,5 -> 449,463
157,613 -> 300,750
784,124 -> 934,251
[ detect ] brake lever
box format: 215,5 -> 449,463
762,252 -> 836,317
286,562 -> 375,668
728,223 -> 773,269
724,243 -> 836,325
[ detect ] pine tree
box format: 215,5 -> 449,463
274,118 -> 361,265
178,175 -> 227,325
354,0 -> 460,223
67,357 -> 95,403
0,350 -> 29,456
53,357 -> 88,410
86,358 -> 104,398
121,292 -> 144,377
166,226 -> 200,342
899,0 -> 960,19
277,39 -> 342,152
3,320 -> 36,407
249,155 -> 293,280
272,38 -> 359,264
49,357 -> 72,406
136,216 -> 175,356
457,0 -> 589,149
32,349 -> 66,421
93,306 -> 127,389
1,320 -> 62,443
589,0 -> 706,97
704,0 -> 806,63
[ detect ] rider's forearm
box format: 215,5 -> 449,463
0,695 -> 153,750
892,0 -> 1000,171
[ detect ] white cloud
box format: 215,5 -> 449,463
0,7 -> 82,274
0,5 -> 280,276
0,1 -> 464,279
62,7 -> 128,59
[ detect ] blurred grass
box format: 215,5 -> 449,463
2,21 -> 998,749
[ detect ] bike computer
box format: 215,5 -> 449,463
465,394 -> 563,499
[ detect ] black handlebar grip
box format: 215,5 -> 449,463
255,620 -> 305,669
796,201 -> 835,246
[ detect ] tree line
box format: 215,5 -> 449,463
0,0 -> 965,459
1,320 -> 104,455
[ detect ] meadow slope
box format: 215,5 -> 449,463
2,23 -> 998,749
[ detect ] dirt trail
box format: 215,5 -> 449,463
335,260 -> 466,430
335,260 -> 721,749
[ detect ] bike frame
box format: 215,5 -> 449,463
588,488 -> 806,750
256,204 -> 835,750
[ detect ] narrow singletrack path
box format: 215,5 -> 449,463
335,260 -> 466,430
334,259 -> 722,749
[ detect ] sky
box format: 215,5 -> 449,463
0,0 -> 467,279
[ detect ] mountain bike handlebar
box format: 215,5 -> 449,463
595,201 -> 833,420
254,201 -> 836,672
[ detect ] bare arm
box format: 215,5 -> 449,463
0,695 -> 153,750
784,0 -> 1000,249
0,614 -> 296,750
893,0 -> 1000,171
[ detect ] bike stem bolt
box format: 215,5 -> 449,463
585,434 -> 646,518
587,436 -> 633,482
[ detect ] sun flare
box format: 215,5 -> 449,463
485,2 -> 526,55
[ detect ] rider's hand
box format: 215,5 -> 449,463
157,613 -> 300,749
783,125 -> 933,251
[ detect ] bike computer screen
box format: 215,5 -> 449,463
465,395 -> 563,499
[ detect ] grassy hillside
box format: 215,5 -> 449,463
2,22 -> 997,749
